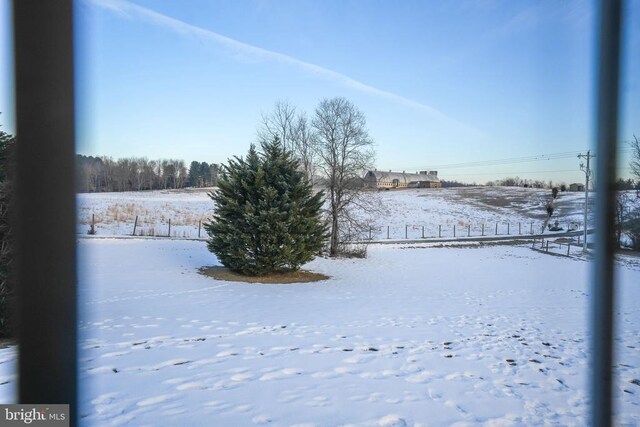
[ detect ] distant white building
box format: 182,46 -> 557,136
364,170 -> 441,189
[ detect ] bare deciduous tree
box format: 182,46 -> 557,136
115,158 -> 134,191
210,163 -> 219,186
101,156 -> 116,192
631,135 -> 640,194
615,192 -> 632,247
312,97 -> 375,256
291,112 -> 317,184
257,100 -> 297,153
259,101 -> 318,184
175,159 -> 188,189
135,158 -> 148,191
624,134 -> 640,250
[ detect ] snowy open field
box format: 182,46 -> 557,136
77,187 -> 593,240
1,187 -> 639,426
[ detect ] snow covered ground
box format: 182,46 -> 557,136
77,187 -> 593,240
77,188 -> 216,238
0,187 -> 638,426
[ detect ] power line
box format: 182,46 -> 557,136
393,150 -> 584,170
443,169 -> 582,177
390,148 -> 634,171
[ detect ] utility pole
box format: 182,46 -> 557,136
578,151 -> 594,252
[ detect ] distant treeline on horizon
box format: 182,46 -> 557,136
76,154 -> 638,194
76,154 -> 219,193
485,176 -> 638,191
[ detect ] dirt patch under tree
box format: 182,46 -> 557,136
199,266 -> 330,284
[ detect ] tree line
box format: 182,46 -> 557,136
486,177 -> 559,188
440,180 -> 477,188
615,178 -> 639,191
76,155 -> 219,193
486,176 -> 639,191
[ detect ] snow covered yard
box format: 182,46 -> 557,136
0,187 -> 638,425
2,239 -> 638,426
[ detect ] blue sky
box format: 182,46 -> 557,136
1,0 -> 639,184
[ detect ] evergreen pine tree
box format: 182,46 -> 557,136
205,138 -> 326,276
187,161 -> 201,187
0,128 -> 15,337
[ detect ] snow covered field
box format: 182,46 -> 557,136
77,188 -> 216,238
0,187 -> 639,426
77,187 -> 592,240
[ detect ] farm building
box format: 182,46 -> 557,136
569,183 -> 585,192
364,170 -> 442,189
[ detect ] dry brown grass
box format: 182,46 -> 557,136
199,266 -> 330,284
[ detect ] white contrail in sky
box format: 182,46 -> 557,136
86,0 -> 479,134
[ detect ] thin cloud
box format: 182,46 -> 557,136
86,0 -> 480,134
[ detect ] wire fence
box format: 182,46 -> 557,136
82,214 -> 585,245
531,236 -> 587,257
84,214 -> 209,239
348,220 -> 583,242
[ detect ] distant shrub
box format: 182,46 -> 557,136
336,242 -> 368,259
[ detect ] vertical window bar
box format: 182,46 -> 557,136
12,0 -> 77,424
591,0 -> 622,426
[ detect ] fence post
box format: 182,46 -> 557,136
530,222 -> 533,234
495,223 -> 498,235
369,226 -> 372,240
519,222 -> 521,235
438,225 -> 441,238
567,242 -> 571,256
405,225 -> 408,239
387,225 -> 390,239
132,215 -> 138,236
90,214 -> 95,235
532,238 -> 536,248
482,223 -> 485,236
453,224 -> 456,237
468,224 -> 471,237
507,223 -> 510,235
168,219 -> 171,237
422,225 -> 425,239
198,220 -> 202,238
545,241 -> 549,252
